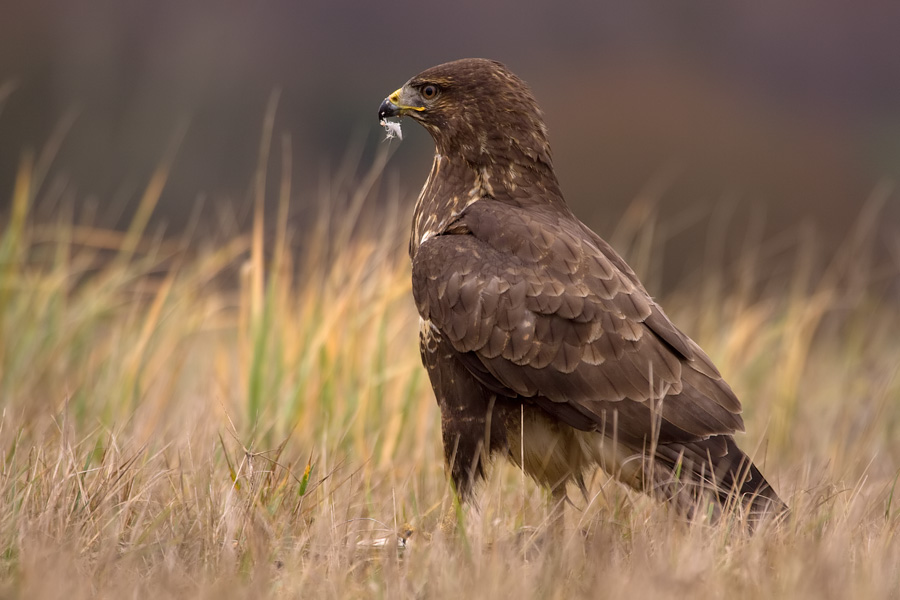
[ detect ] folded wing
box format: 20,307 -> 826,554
412,200 -> 744,448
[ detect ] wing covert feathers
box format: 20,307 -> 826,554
412,200 -> 744,445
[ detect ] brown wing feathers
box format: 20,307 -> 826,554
413,201 -> 743,442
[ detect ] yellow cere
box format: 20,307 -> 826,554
390,88 -> 425,112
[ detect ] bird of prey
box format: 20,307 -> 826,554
378,58 -> 785,523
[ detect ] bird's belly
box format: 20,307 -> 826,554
504,404 -> 643,492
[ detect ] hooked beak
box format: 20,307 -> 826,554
378,87 -> 425,121
378,96 -> 399,120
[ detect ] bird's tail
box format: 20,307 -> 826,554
645,435 -> 787,523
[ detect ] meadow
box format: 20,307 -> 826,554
1,133 -> 899,599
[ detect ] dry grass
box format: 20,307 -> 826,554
1,138 -> 899,599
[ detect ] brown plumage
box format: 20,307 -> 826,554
378,58 -> 785,523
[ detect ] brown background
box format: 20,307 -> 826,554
2,0 -> 899,288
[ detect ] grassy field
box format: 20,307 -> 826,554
1,143 -> 899,599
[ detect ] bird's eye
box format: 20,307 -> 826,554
422,85 -> 438,99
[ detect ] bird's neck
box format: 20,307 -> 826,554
409,150 -> 564,257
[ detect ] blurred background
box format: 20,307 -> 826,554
1,0 -> 899,288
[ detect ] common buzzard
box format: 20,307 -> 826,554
378,58 -> 785,522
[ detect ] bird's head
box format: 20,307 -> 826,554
378,58 -> 553,170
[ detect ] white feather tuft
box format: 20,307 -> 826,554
380,119 -> 403,141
